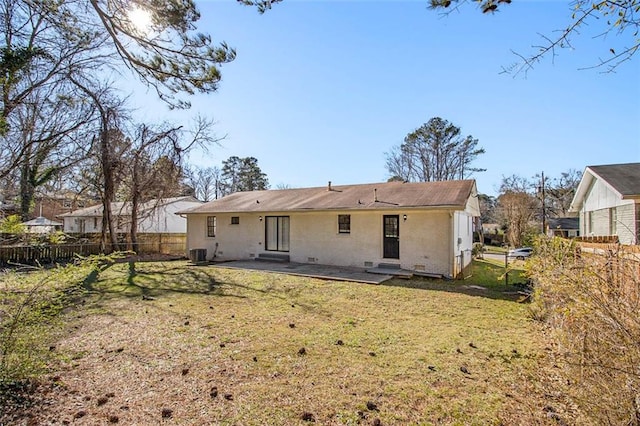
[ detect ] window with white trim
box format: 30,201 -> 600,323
338,214 -> 351,234
207,216 -> 217,237
610,207 -> 617,235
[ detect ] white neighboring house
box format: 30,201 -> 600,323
59,196 -> 203,234
22,217 -> 63,234
177,180 -> 480,278
569,163 -> 640,245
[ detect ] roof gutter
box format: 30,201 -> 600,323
176,204 -> 468,216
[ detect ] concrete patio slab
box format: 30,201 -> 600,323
366,267 -> 414,278
209,260 -> 395,285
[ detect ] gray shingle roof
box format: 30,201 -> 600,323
22,217 -> 63,226
588,163 -> 640,197
180,180 -> 476,214
547,217 -> 579,230
58,196 -> 202,218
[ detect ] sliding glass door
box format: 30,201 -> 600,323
265,216 -> 290,252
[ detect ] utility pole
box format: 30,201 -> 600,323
541,171 -> 546,234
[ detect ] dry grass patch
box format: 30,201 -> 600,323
3,260 -> 575,425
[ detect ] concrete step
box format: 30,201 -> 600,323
256,253 -> 290,263
377,263 -> 401,269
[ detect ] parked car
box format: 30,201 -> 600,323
507,247 -> 533,260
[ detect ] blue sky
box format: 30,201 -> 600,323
136,0 -> 640,196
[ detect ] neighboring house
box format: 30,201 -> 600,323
546,217 -> 579,238
482,223 -> 500,235
178,180 -> 480,278
59,196 -> 203,234
22,217 -> 63,234
36,192 -> 96,223
569,163 -> 640,245
0,192 -> 94,222
481,223 -> 504,246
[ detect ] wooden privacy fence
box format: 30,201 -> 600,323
573,235 -> 620,244
576,242 -> 640,253
0,243 -> 103,265
0,233 -> 187,266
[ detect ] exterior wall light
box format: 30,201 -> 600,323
259,216 -> 263,221
403,214 -> 407,221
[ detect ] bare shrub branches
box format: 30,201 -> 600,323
530,238 -> 640,423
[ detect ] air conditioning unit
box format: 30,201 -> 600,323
189,248 -> 207,264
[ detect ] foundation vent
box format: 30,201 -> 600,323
364,261 -> 374,267
249,253 -> 255,258
308,257 -> 317,263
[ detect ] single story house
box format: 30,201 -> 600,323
22,216 -> 63,234
59,196 -> 203,234
569,163 -> 640,244
177,180 -> 480,278
482,223 -> 500,235
545,217 -> 579,238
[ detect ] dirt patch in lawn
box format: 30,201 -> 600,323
1,261 -> 584,425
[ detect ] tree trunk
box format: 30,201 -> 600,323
19,161 -> 34,222
101,127 -> 118,253
129,174 -> 140,253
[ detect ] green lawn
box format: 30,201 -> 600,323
3,260 -> 572,425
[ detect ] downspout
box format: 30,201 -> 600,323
448,211 -> 455,279
177,212 -> 189,258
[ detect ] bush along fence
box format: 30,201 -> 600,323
0,233 -> 187,266
529,237 -> 640,423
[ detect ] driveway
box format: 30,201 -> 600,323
209,260 -> 395,285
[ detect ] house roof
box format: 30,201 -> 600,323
58,196 -> 202,218
588,163 -> 640,197
23,216 -> 63,227
570,163 -> 640,212
547,217 -> 579,230
179,180 -> 478,214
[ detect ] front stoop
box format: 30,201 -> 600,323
367,263 -> 413,278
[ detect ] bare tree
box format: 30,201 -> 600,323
120,117 -> 220,249
545,169 -> 581,217
496,175 -> 540,247
1,0 -> 237,185
70,77 -> 128,252
0,0 -> 105,178
428,0 -> 640,74
497,190 -> 538,247
9,84 -> 97,220
186,166 -> 223,201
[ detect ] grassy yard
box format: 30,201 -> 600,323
2,260 -> 575,425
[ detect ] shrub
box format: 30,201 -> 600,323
529,236 -> 640,423
0,255 -> 114,385
0,215 -> 25,235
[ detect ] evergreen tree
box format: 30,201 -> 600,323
220,156 -> 269,195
